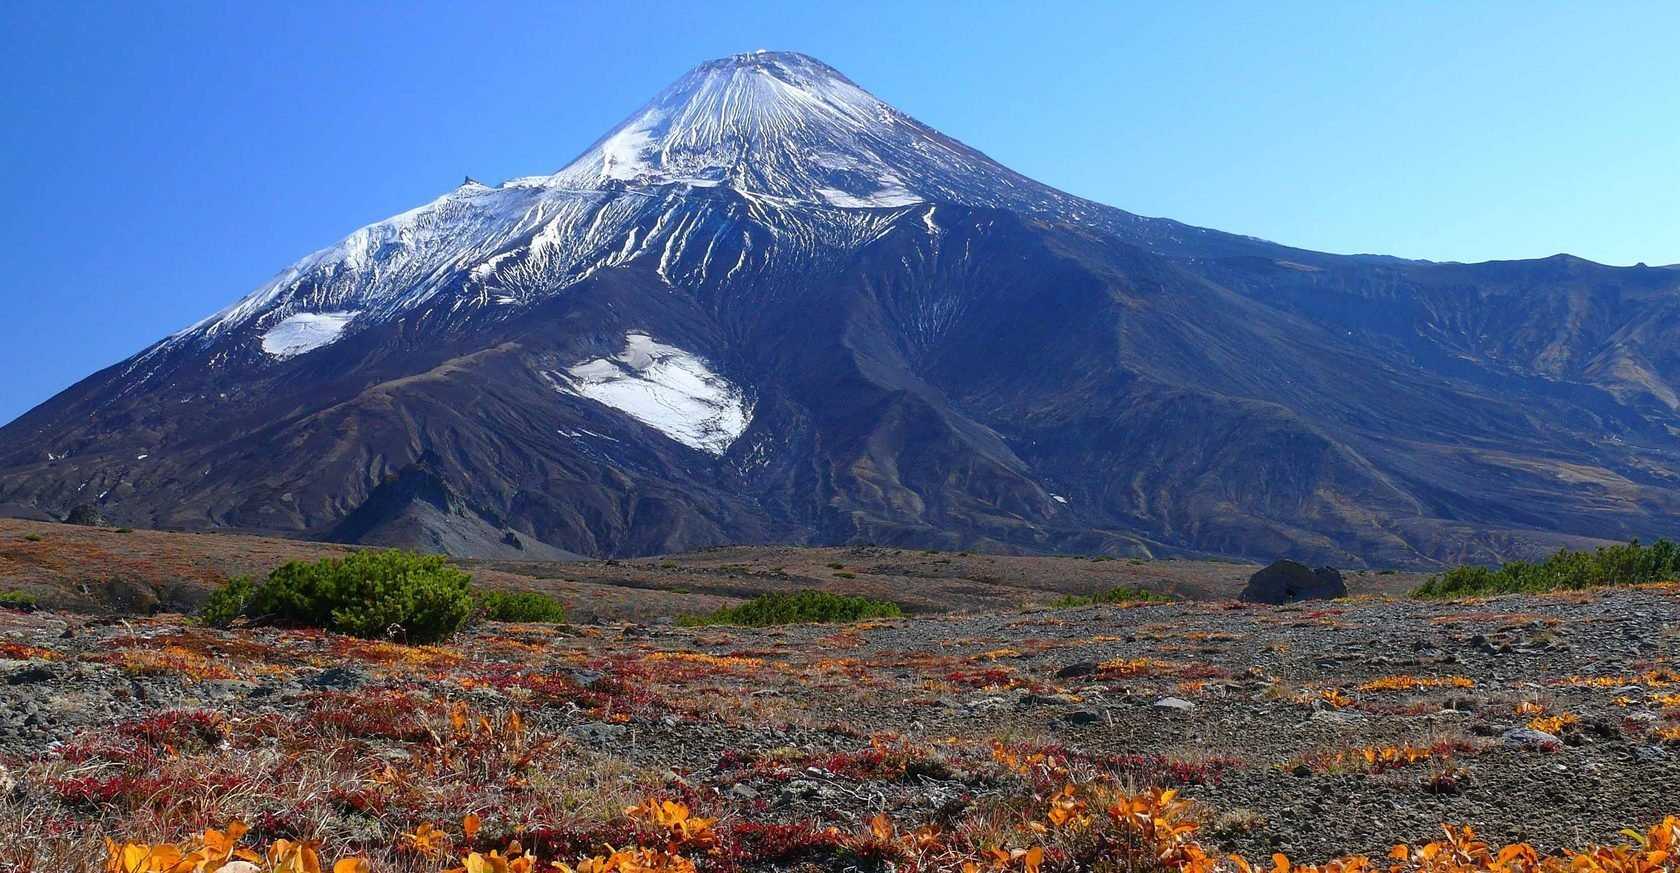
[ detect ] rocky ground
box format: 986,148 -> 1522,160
0,581 -> 1676,871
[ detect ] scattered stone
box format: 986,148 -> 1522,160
306,665 -> 370,690
567,722 -> 627,743
1502,727 -> 1561,749
779,779 -> 824,801
1055,661 -> 1099,678
1154,697 -> 1196,711
1633,745 -> 1670,763
4,663 -> 55,685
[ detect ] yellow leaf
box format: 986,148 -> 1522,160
465,813 -> 483,842
333,860 -> 371,873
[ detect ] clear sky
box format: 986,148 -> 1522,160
3,1 -> 1677,425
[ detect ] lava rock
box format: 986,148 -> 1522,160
306,665 -> 370,690
1502,727 -> 1561,749
567,722 -> 627,743
1060,709 -> 1103,725
4,663 -> 56,685
63,504 -> 109,527
1310,709 -> 1368,726
1055,661 -> 1099,679
1240,560 -> 1348,604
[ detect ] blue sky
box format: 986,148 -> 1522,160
2,1 -> 1677,425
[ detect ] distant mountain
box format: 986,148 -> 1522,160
3,50 -> 1678,566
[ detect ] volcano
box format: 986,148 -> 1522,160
5,51 -> 1680,566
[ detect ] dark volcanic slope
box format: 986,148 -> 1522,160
2,52 -> 1679,567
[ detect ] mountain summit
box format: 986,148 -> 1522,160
4,52 -> 1679,566
540,50 -> 1046,211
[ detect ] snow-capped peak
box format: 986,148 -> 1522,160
529,51 -> 1036,210
141,51 -> 1133,364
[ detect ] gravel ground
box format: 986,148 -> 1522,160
0,585 -> 1676,868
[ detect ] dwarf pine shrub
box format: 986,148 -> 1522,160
199,550 -> 474,643
1412,538 -> 1680,598
678,590 -> 903,627
476,589 -> 569,623
0,589 -> 37,610
1050,585 -> 1176,608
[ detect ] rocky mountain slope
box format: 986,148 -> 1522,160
2,51 -> 1679,567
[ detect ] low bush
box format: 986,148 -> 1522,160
0,589 -> 38,610
678,590 -> 903,627
476,589 -> 569,623
1050,585 -> 1176,608
197,550 -> 474,643
1413,538 -> 1680,599
195,575 -> 254,628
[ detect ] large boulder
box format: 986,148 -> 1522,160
1239,559 -> 1347,604
63,503 -> 109,527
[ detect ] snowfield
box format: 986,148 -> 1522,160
561,332 -> 751,455
259,312 -> 359,358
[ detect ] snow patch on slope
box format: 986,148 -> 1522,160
260,312 -> 359,358
599,112 -> 661,180
816,174 -> 922,208
561,333 -> 751,455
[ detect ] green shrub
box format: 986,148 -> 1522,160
23,534 -> 42,542
0,590 -> 37,610
678,590 -> 903,627
197,575 -> 255,628
1049,585 -> 1176,608
197,550 -> 474,643
476,589 -> 569,623
1412,538 -> 1680,599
